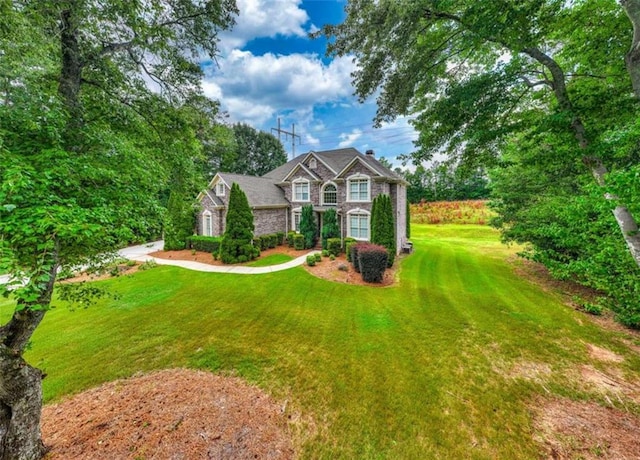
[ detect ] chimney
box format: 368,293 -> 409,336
365,149 -> 375,157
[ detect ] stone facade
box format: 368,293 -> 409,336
197,148 -> 408,253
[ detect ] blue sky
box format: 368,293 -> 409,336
201,0 -> 418,167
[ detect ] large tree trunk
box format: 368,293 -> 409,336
525,46 -> 640,268
622,0 -> 640,98
0,253 -> 58,459
0,348 -> 47,460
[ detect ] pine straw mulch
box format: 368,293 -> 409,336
42,369 -> 295,460
150,247 -> 399,287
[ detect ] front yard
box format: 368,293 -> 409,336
3,224 -> 640,458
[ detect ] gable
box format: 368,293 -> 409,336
336,156 -> 384,179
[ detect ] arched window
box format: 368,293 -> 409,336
347,174 -> 370,202
322,183 -> 337,206
347,209 -> 370,240
202,210 -> 213,236
292,178 -> 310,202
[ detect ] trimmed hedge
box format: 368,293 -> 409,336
187,236 -> 222,253
287,231 -> 296,247
306,254 -> 316,266
267,233 -> 277,249
327,238 -> 341,256
293,234 -> 305,250
350,243 -> 361,273
345,240 -> 356,262
357,243 -> 388,283
276,232 -> 285,246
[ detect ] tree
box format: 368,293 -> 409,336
164,190 -> 196,251
299,205 -> 317,249
0,1 -> 236,458
219,183 -> 258,264
320,0 -> 640,267
227,123 -> 287,176
321,208 -> 340,250
371,194 -> 396,266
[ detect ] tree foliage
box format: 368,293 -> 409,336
321,208 -> 340,250
219,183 -> 258,264
404,161 -> 490,203
0,1 -> 237,457
322,0 -> 640,323
299,205 -> 317,249
371,194 -> 396,267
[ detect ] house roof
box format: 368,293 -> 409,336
217,173 -> 289,208
262,148 -> 405,183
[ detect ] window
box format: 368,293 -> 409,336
308,158 -> 317,169
348,212 -> 369,240
202,211 -> 213,236
322,183 -> 337,206
215,182 -> 225,197
293,179 -> 310,201
292,210 -> 301,232
348,175 -> 370,202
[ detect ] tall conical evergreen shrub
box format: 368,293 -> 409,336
219,183 -> 258,263
299,204 -> 317,249
371,194 -> 396,266
321,208 -> 340,249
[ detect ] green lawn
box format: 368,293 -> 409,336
3,224 -> 639,459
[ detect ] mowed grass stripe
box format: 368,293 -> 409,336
0,224 -> 635,459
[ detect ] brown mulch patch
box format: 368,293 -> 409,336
150,247 -> 399,287
42,369 -> 295,460
532,397 -> 640,460
61,263 -> 141,284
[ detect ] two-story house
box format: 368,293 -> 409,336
197,147 -> 408,254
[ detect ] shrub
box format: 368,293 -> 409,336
237,255 -> 248,263
330,254 -> 336,261
293,234 -> 305,250
327,238 -> 341,257
287,231 -> 296,247
219,183 -> 257,264
259,235 -> 270,251
187,236 -> 222,253
350,243 -> 361,272
306,255 -> 316,266
253,236 -> 262,249
139,260 -> 158,271
314,253 -> 321,262
321,249 -> 329,257
276,232 -> 285,246
371,194 -> 396,267
299,204 -> 317,249
344,238 -> 356,262
357,243 -> 388,283
321,208 -> 340,249
267,233 -> 278,249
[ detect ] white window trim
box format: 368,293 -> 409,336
346,174 -> 371,203
215,182 -> 225,197
292,178 -> 311,202
291,207 -> 302,232
202,210 -> 213,236
321,181 -> 338,206
346,208 -> 371,241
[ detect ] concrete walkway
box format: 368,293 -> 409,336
118,241 -> 319,275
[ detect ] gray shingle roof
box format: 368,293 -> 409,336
262,148 -> 405,182
218,173 -> 288,208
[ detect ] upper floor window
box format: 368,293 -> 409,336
348,175 -> 370,202
322,183 -> 337,206
215,182 -> 225,197
293,179 -> 310,201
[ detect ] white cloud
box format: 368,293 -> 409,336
203,51 -> 356,125
337,128 -> 362,148
221,0 -> 309,52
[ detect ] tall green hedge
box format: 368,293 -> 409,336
299,204 -> 317,249
219,183 -> 259,263
321,208 -> 340,250
371,194 -> 396,267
